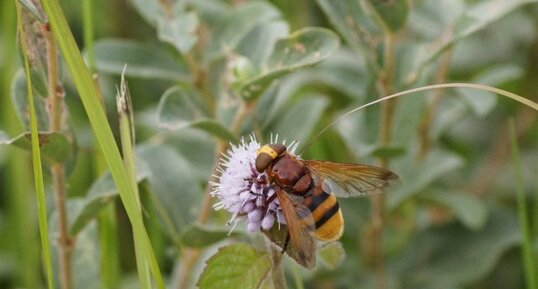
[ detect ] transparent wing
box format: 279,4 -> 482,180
264,187 -> 316,269
304,160 -> 399,198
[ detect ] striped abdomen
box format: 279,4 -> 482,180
303,186 -> 344,241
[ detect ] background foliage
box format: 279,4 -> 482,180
0,0 -> 537,289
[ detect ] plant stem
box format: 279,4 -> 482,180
266,238 -> 287,289
417,49 -> 453,160
44,22 -> 73,289
51,163 -> 73,289
369,31 -> 396,289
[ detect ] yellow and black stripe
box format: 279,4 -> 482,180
305,189 -> 344,241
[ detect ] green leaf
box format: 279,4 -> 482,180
69,160 -> 151,236
399,208 -> 520,288
179,224 -> 241,248
92,39 -> 187,80
367,0 -> 409,32
205,2 -> 282,61
156,86 -> 203,128
318,242 -> 345,270
0,131 -> 73,163
414,0 -> 538,76
391,90 -> 427,144
137,144 -> 202,231
457,64 -> 523,117
235,21 -> 289,67
388,149 -> 465,210
258,48 -> 371,125
240,28 -> 340,101
11,70 -> 49,130
197,243 -> 272,289
191,119 -> 238,143
267,95 -> 328,143
157,11 -> 198,53
157,86 -> 237,142
129,0 -> 165,26
189,0 -> 230,26
316,0 -> 381,48
428,191 -> 488,230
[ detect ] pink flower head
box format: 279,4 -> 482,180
210,134 -> 299,232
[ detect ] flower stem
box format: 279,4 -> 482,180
417,49 -> 453,160
369,31 -> 396,289
266,238 -> 287,289
44,23 -> 73,289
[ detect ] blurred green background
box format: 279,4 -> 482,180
0,0 -> 537,289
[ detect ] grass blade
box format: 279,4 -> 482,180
16,3 -> 54,289
39,1 -> 164,288
305,82 -> 538,152
509,119 -> 537,289
117,71 -> 152,289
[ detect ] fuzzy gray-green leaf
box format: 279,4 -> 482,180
317,0 -> 381,48
240,28 -> 340,101
157,86 -> 236,142
197,243 -> 271,289
388,149 -> 465,210
92,39 -> 187,80
206,2 -> 282,61
318,242 -> 345,270
0,131 -> 72,163
179,225 -> 241,248
157,11 -> 198,53
367,0 -> 409,32
414,0 -> 537,75
70,160 -> 151,236
429,191 -> 488,230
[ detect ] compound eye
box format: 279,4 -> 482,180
255,144 -> 287,173
255,154 -> 272,173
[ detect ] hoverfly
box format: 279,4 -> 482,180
255,143 -> 398,268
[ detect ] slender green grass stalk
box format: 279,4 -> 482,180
39,1 -> 164,288
509,119 -> 537,289
305,83 -> 538,151
16,3 -> 54,289
97,205 -> 120,289
118,72 -> 152,289
82,0 -> 95,71
2,2 -> 40,288
82,1 -> 121,287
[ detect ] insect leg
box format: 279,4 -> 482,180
282,231 -> 290,254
